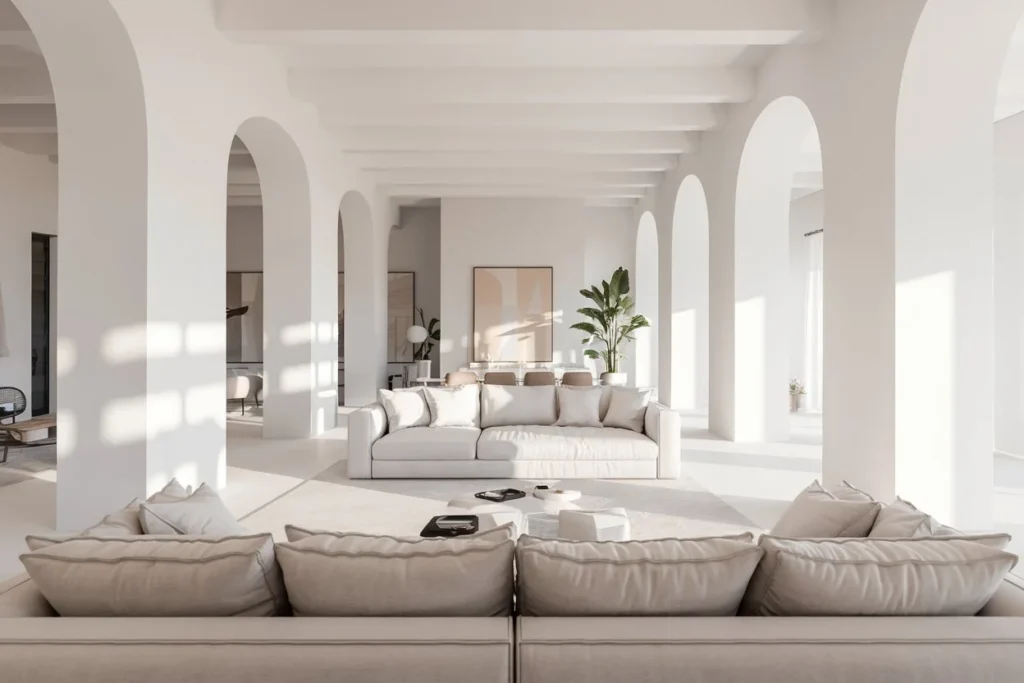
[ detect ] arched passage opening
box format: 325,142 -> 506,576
670,175 -> 709,412
634,211 -> 659,391
893,0 -> 1024,531
734,95 -> 821,443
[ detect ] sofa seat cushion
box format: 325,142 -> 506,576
477,426 -> 657,461
372,426 -> 481,461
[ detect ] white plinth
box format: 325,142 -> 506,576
558,507 -> 631,541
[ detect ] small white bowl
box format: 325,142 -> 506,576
533,488 -> 582,503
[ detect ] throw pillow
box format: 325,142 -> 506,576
25,479 -> 191,550
740,535 -> 1018,616
602,388 -> 652,433
424,384 -> 480,428
20,534 -> 286,616
139,483 -> 247,536
869,497 -> 959,538
563,385 -> 613,421
276,524 -> 515,616
831,480 -> 874,502
770,481 -> 880,538
554,386 -> 603,428
516,533 -> 763,616
378,387 -> 430,432
480,384 -> 557,428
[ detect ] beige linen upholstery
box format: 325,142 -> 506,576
644,402 -> 682,479
347,402 -> 388,478
139,483 -> 247,536
476,426 -> 657,461
602,388 -> 651,432
372,426 -> 481,460
554,387 -> 603,427
445,371 -> 478,387
871,497 -> 964,538
483,371 -> 516,385
480,384 -> 556,428
277,525 -> 515,616
559,371 -> 593,386
523,371 -> 555,386
21,534 -> 286,616
0,572 -> 55,616
741,536 -> 1018,616
516,616 -> 1024,683
770,481 -> 881,537
378,387 -> 431,431
0,618 -> 513,683
516,534 -> 762,616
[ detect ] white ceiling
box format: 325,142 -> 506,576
3,1 -> 1024,207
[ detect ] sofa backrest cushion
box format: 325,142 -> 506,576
378,387 -> 431,432
741,535 -> 1018,616
870,496 -> 984,539
480,384 -> 556,428
139,483 -> 248,536
602,388 -> 652,433
424,384 -> 480,428
20,534 -> 286,616
277,524 -> 515,616
770,480 -> 881,538
516,533 -> 763,616
554,386 -> 603,428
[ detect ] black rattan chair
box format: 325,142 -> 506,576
0,387 -> 27,464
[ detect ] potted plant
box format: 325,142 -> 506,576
789,379 -> 806,413
570,267 -> 650,386
406,308 -> 440,380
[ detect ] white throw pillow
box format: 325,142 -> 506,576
868,497 -> 1012,548
602,388 -> 652,432
139,483 -> 247,536
554,387 -> 603,428
516,533 -> 762,616
741,536 -> 1018,616
21,534 -> 286,616
424,385 -> 480,428
480,384 -> 556,427
563,385 -> 613,421
770,480 -> 881,538
378,387 -> 430,432
277,524 -> 515,616
832,480 -> 874,502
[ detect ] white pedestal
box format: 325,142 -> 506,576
558,508 -> 631,541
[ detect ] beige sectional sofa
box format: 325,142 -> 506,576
1,571 -> 1022,683
348,384 -> 682,479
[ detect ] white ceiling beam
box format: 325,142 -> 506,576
292,67 -> 753,104
338,128 -> 694,154
584,198 -> 637,208
369,169 -> 662,188
321,103 -> 721,132
385,184 -> 647,199
0,67 -> 52,104
0,103 -> 55,133
350,152 -> 679,172
217,0 -> 827,41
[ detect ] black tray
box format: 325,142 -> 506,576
420,514 -> 479,538
474,488 -> 526,503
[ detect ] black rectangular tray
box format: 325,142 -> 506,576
474,488 -> 526,503
420,514 -> 479,538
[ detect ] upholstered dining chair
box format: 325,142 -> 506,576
483,372 -> 517,386
560,371 -> 594,387
445,371 -> 478,387
524,371 -> 556,386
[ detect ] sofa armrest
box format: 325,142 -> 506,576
980,574 -> 1024,616
644,402 -> 681,479
0,573 -> 56,617
347,403 -> 388,478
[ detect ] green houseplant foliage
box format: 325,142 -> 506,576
413,307 -> 440,361
569,267 -> 650,374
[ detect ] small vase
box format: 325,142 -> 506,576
601,372 -> 628,387
790,393 -> 804,413
415,359 -> 432,380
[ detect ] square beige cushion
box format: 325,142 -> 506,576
278,524 -> 515,616
602,388 -> 652,433
480,384 -> 557,428
20,534 -> 286,616
770,480 -> 881,538
378,387 -> 430,432
139,483 -> 247,536
831,480 -> 874,502
516,533 -> 763,616
869,497 -> 1011,548
25,478 -> 191,550
554,386 -> 603,428
741,535 -> 1018,616
424,384 -> 480,428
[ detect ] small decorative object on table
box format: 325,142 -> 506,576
532,487 -> 581,504
475,488 -> 526,503
789,378 -> 806,413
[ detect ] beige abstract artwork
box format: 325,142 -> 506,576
473,267 -> 553,362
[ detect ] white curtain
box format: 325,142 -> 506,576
802,233 -> 824,412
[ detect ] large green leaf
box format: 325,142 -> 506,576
583,349 -> 601,360
609,268 -> 623,301
617,267 -> 631,295
570,321 -> 599,336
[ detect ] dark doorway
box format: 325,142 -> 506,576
31,234 -> 51,416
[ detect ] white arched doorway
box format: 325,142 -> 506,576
733,96 -> 820,443
635,212 -> 659,392
670,175 -> 710,412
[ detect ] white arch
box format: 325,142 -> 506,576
670,175 -> 710,412
890,0 -> 1024,528
635,211 -> 659,391
734,95 -> 818,442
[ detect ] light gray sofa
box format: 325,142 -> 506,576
1,571 -> 1023,683
348,387 -> 681,479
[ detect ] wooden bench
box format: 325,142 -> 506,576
0,415 -> 56,463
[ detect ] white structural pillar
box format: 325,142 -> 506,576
635,212 -> 659,391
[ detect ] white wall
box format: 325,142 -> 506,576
0,146 -> 58,417
439,198 -> 631,375
994,112 -> 1024,458
789,191 -> 824,383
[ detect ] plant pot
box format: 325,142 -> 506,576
415,359 -> 432,380
790,393 -> 804,413
600,372 -> 628,387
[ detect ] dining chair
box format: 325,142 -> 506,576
484,372 -> 517,386
445,371 -> 478,387
560,371 -> 594,387
523,371 -> 556,386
